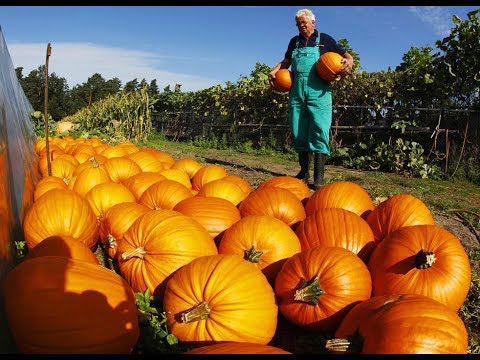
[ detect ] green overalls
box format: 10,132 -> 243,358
289,34 -> 332,155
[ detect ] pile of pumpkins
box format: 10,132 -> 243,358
3,135 -> 472,354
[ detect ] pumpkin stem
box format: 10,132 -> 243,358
89,156 -> 99,168
121,246 -> 147,260
180,301 -> 211,323
244,245 -> 263,263
107,234 -> 117,249
415,249 -> 436,269
293,275 -> 324,305
325,331 -> 363,353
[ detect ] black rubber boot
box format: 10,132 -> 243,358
295,151 -> 310,183
313,153 -> 326,190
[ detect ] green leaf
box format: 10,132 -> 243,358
166,334 -> 178,345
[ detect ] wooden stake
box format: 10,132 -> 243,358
44,43 -> 52,176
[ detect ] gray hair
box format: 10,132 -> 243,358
295,9 -> 315,22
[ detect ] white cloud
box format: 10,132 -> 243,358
8,42 -> 223,92
408,6 -> 453,37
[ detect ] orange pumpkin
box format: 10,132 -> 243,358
366,193 -> 435,243
173,196 -> 241,244
256,175 -> 310,204
25,235 -> 99,265
238,187 -> 306,228
127,150 -> 168,172
272,69 -> 293,92
45,156 -> 77,186
295,208 -> 376,263
327,294 -> 468,354
305,181 -> 375,219
218,215 -> 301,283
191,164 -> 228,191
171,158 -> 203,179
368,224 -> 471,311
102,157 -> 142,184
99,202 -> 150,259
123,172 -> 166,201
184,342 -> 290,354
222,175 -> 253,197
274,246 -> 372,332
72,157 -> 111,197
163,254 -> 278,344
196,178 -> 246,206
85,182 -> 136,221
100,144 -> 132,159
117,209 -> 218,297
316,51 -> 344,82
4,256 -> 139,353
159,168 -> 192,189
33,176 -> 68,201
138,179 -> 193,210
23,188 -> 99,249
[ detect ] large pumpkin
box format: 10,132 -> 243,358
305,181 -> 375,219
138,179 -> 194,210
171,158 -> 203,179
256,175 -> 310,204
367,224 -> 471,311
23,188 -> 99,249
25,235 -> 99,264
185,342 -> 290,354
127,150 -> 168,172
123,171 -> 166,201
272,69 -> 293,92
295,208 -> 376,263
218,215 -> 301,283
222,175 -> 253,197
99,202 -> 150,259
163,254 -> 278,345
33,175 -> 68,201
316,51 -> 343,82
102,157 -> 142,184
159,168 -> 193,190
117,209 -> 218,297
173,196 -> 241,244
238,187 -> 306,228
274,246 -> 372,332
72,157 -> 111,197
3,256 -> 139,353
85,182 -> 136,221
196,178 -> 246,206
191,164 -> 228,191
326,294 -> 468,354
366,193 -> 435,243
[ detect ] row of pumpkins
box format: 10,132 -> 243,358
3,135 -> 472,354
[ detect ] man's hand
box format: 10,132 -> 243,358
268,71 -> 277,88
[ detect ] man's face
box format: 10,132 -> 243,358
296,15 -> 315,37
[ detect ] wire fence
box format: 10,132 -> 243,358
152,104 -> 480,154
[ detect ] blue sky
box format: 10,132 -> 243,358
1,6 -> 478,92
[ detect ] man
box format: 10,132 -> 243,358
269,8 -> 354,190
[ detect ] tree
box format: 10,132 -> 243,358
434,9 -> 480,108
69,73 -> 121,113
124,78 -> 139,93
395,46 -> 440,108
17,65 -> 71,120
148,79 -> 160,98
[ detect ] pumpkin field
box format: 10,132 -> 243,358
5,133 -> 479,354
